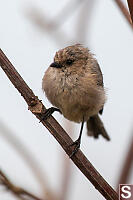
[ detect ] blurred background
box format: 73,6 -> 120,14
0,0 -> 133,199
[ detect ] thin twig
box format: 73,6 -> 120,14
114,0 -> 133,29
127,0 -> 133,23
0,49 -> 118,200
0,169 -> 43,200
117,135 -> 133,190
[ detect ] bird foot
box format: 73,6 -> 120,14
39,107 -> 60,122
69,139 -> 81,158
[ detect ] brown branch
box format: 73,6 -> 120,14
0,49 -> 118,200
127,0 -> 133,23
0,169 -> 43,200
114,0 -> 133,29
117,135 -> 133,190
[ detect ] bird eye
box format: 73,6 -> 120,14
66,59 -> 74,65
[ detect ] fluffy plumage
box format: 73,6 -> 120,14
42,44 -> 110,140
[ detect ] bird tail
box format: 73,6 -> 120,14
86,115 -> 110,141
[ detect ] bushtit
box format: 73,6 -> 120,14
42,44 -> 110,156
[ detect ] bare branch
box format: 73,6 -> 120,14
0,169 -> 43,200
127,0 -> 133,23
114,0 -> 133,29
0,49 -> 118,200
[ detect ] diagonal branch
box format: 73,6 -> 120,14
0,169 -> 43,200
114,0 -> 133,29
0,49 -> 118,200
127,0 -> 133,23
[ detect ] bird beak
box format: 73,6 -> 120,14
50,62 -> 62,68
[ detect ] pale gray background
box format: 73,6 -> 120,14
0,0 -> 133,199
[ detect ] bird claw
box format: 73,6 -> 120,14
39,107 -> 60,123
69,139 -> 81,158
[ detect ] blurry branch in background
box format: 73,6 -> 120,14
0,121 -> 57,200
117,135 -> 133,191
114,0 -> 133,190
60,154 -> 72,200
127,0 -> 133,23
76,0 -> 96,44
49,0 -> 83,29
25,1 -> 97,200
113,0 -> 133,193
25,7 -> 71,46
114,0 -> 133,29
59,123 -> 74,200
0,169 -> 43,200
24,1 -> 89,46
59,1 -> 96,199
0,49 -> 118,200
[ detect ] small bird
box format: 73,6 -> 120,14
42,44 -> 110,157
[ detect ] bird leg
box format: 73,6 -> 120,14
69,117 -> 84,158
40,107 -> 61,122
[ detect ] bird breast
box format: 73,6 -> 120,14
42,67 -> 105,123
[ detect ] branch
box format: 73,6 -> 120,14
0,169 -> 43,200
114,0 -> 133,29
0,49 -> 118,200
127,0 -> 133,23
